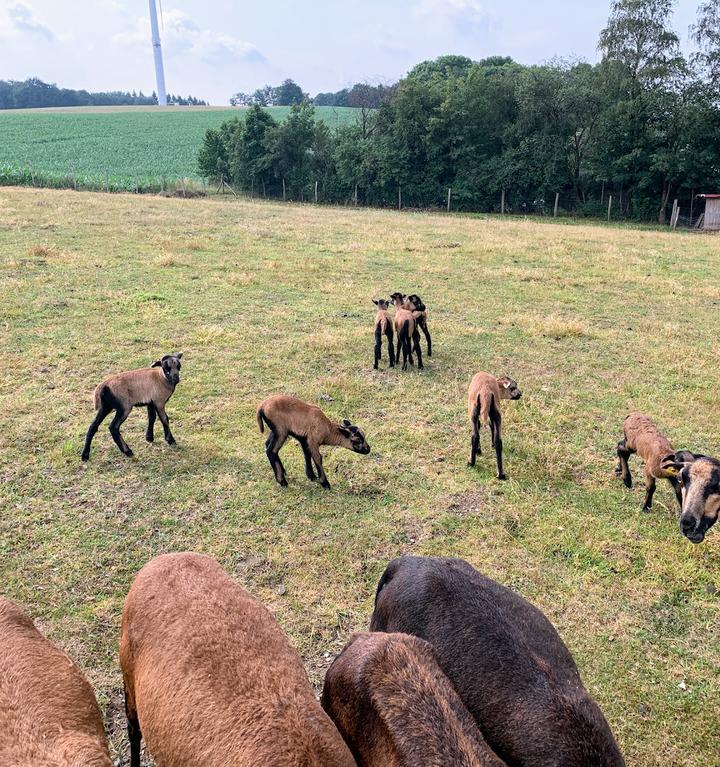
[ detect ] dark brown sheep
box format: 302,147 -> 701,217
372,299 -> 395,370
660,451 -> 720,543
615,412 -> 683,513
322,631 -> 507,767
0,596 -> 112,767
257,395 -> 370,489
370,556 -> 625,767
120,552 -> 357,767
403,293 -> 431,357
468,372 -> 522,480
81,353 -> 183,461
389,293 -> 423,371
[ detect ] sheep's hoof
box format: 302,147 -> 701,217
321,481 -> 331,490
497,473 -> 508,481
278,478 -> 288,487
81,455 -> 89,462
641,505 -> 652,514
146,435 -> 154,443
124,449 -> 134,458
467,460 -> 475,467
418,365 -> 424,371
166,438 -> 176,446
623,476 -> 632,488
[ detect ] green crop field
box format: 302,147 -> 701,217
0,187 -> 718,766
0,105 -> 359,191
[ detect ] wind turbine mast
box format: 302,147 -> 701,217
149,0 -> 167,106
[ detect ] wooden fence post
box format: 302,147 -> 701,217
554,192 -> 559,218
447,187 -> 452,213
398,185 -> 402,210
671,199 -> 679,229
315,180 -> 318,204
501,189 -> 505,215
607,195 -> 612,222
282,177 -> 286,202
354,184 -> 358,206
690,189 -> 695,221
601,181 -> 605,205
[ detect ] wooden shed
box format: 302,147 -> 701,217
697,194 -> 720,231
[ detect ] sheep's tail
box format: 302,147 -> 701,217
256,407 -> 266,433
93,384 -> 105,411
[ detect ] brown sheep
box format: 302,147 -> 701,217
615,412 -> 684,513
372,298 -> 395,370
403,293 -> 432,357
371,557 -> 626,767
120,552 -> 357,767
81,353 -> 183,461
389,293 -> 423,371
468,372 -> 522,480
0,596 -> 112,767
660,451 -> 720,543
322,632 -> 507,767
257,395 -> 370,490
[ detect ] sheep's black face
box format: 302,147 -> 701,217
664,454 -> 720,543
406,294 -> 426,312
373,299 -> 391,311
160,353 -> 183,385
341,419 -> 371,454
389,292 -> 405,306
498,376 -> 522,401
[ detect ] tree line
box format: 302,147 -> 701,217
201,0 -> 720,223
0,78 -> 208,110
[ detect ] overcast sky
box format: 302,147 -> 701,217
0,0 -> 703,104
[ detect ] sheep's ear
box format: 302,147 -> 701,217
349,425 -> 359,434
373,299 -> 379,305
502,379 -> 512,389
176,352 -> 183,359
342,418 -> 352,427
660,451 -> 696,475
338,427 -> 351,438
151,359 -> 162,367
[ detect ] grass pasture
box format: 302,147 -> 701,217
0,105 -> 358,191
0,187 -> 718,765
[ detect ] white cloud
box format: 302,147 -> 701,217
414,0 -> 495,36
2,2 -> 54,40
113,8 -> 266,67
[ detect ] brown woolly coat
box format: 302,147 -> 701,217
322,632 -> 507,767
0,597 -> 112,767
256,395 -> 356,450
94,366 -> 174,409
374,307 -> 392,336
120,553 -> 356,767
623,412 -> 676,479
468,373 -> 504,425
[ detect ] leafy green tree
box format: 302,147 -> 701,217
227,106 -> 277,193
274,79 -> 306,106
197,127 -> 229,182
692,0 -> 720,97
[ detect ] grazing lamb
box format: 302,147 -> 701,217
389,293 -> 423,371
660,451 -> 720,543
372,299 -> 395,370
404,293 -> 432,357
256,395 -> 370,490
322,632 -> 507,767
468,372 -> 522,480
0,596 -> 112,767
120,552 -> 357,767
615,412 -> 684,513
371,556 -> 625,767
81,353 -> 183,461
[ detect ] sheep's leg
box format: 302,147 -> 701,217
374,326 -> 382,370
124,682 -> 142,767
155,404 -> 175,446
146,404 -> 157,443
386,329 -> 395,368
81,403 -> 111,461
109,406 -> 133,457
310,445 -> 331,490
420,318 -> 432,357
469,405 -> 481,467
669,476 -> 683,510
266,431 -> 288,486
490,404 -> 506,480
297,436 -> 316,480
412,329 -> 423,370
616,439 -> 633,488
642,473 -> 656,513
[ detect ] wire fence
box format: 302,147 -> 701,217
1,163 -> 717,231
